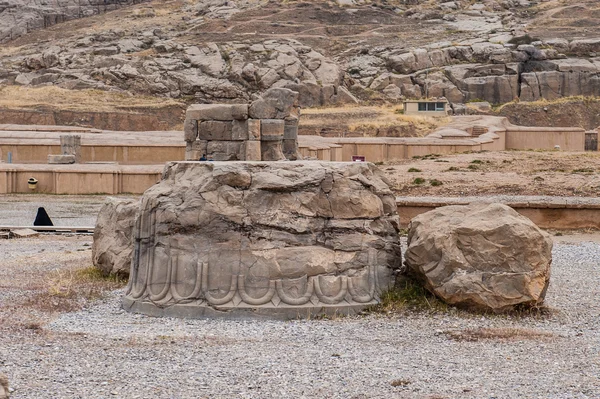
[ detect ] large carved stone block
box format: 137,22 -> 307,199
187,104 -> 248,121
123,162 -> 402,319
247,119 -> 261,141
198,121 -> 233,141
261,140 -> 286,161
260,119 -> 285,141
183,117 -> 198,142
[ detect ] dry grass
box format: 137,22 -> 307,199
0,85 -> 183,112
495,96 -> 600,112
301,105 -> 450,137
23,266 -> 127,314
444,327 -> 557,342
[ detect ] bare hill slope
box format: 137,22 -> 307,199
1,0 -> 600,123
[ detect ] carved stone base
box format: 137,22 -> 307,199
123,161 -> 402,319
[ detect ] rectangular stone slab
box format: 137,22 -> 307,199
260,119 -> 285,141
198,121 -> 234,141
184,118 -> 198,142
245,140 -> 261,161
186,104 -> 248,121
248,119 -> 261,141
232,120 -> 249,141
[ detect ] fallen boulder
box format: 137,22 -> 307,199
404,202 -> 552,312
92,197 -> 139,277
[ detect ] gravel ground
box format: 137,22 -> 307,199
1,233 -> 599,399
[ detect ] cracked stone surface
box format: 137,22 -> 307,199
405,202 -> 553,312
123,161 -> 402,319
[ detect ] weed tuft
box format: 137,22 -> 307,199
408,167 -> 422,172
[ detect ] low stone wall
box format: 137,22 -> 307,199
0,164 -> 162,194
397,196 -> 600,230
505,127 -> 585,151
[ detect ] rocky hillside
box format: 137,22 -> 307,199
0,0 -> 148,43
1,0 -> 600,113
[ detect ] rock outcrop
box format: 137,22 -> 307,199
1,1 -> 599,109
404,202 -> 552,312
0,373 -> 8,399
123,161 -> 402,319
92,197 -> 139,276
0,0 -> 148,43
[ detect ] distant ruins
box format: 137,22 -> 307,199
184,88 -> 301,162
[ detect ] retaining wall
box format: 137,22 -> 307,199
397,196 -> 600,230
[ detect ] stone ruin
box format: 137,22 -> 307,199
184,88 -> 301,162
91,92 -> 554,319
48,134 -> 81,164
122,161 -> 402,319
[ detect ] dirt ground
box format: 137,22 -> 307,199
384,150 -> 600,197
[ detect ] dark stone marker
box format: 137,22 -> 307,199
33,207 -> 54,226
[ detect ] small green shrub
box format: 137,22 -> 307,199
408,167 -> 422,172
470,159 -> 483,164
413,177 -> 426,185
430,179 -> 443,187
467,164 -> 479,170
447,166 -> 460,171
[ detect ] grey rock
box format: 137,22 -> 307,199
93,197 -> 139,277
405,202 -> 552,312
249,88 -> 299,119
123,161 -> 401,319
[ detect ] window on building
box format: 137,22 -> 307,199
416,102 -> 447,112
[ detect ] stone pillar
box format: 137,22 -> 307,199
260,119 -> 286,161
283,116 -> 300,160
60,134 -> 81,162
49,134 -> 80,164
245,119 -> 262,161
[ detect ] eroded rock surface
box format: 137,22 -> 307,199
123,161 -> 402,319
92,197 -> 139,276
404,202 -> 552,312
0,373 -> 8,399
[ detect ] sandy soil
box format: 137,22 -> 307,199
384,150 -> 600,197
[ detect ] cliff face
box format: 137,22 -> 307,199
0,0 -> 600,110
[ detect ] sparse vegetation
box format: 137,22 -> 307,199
430,179 -> 443,186
444,327 -> 555,342
301,106 -> 451,138
408,167 -> 422,172
370,277 -> 448,314
390,379 -> 411,387
24,266 -> 127,313
0,85 -> 183,112
413,177 -> 426,185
